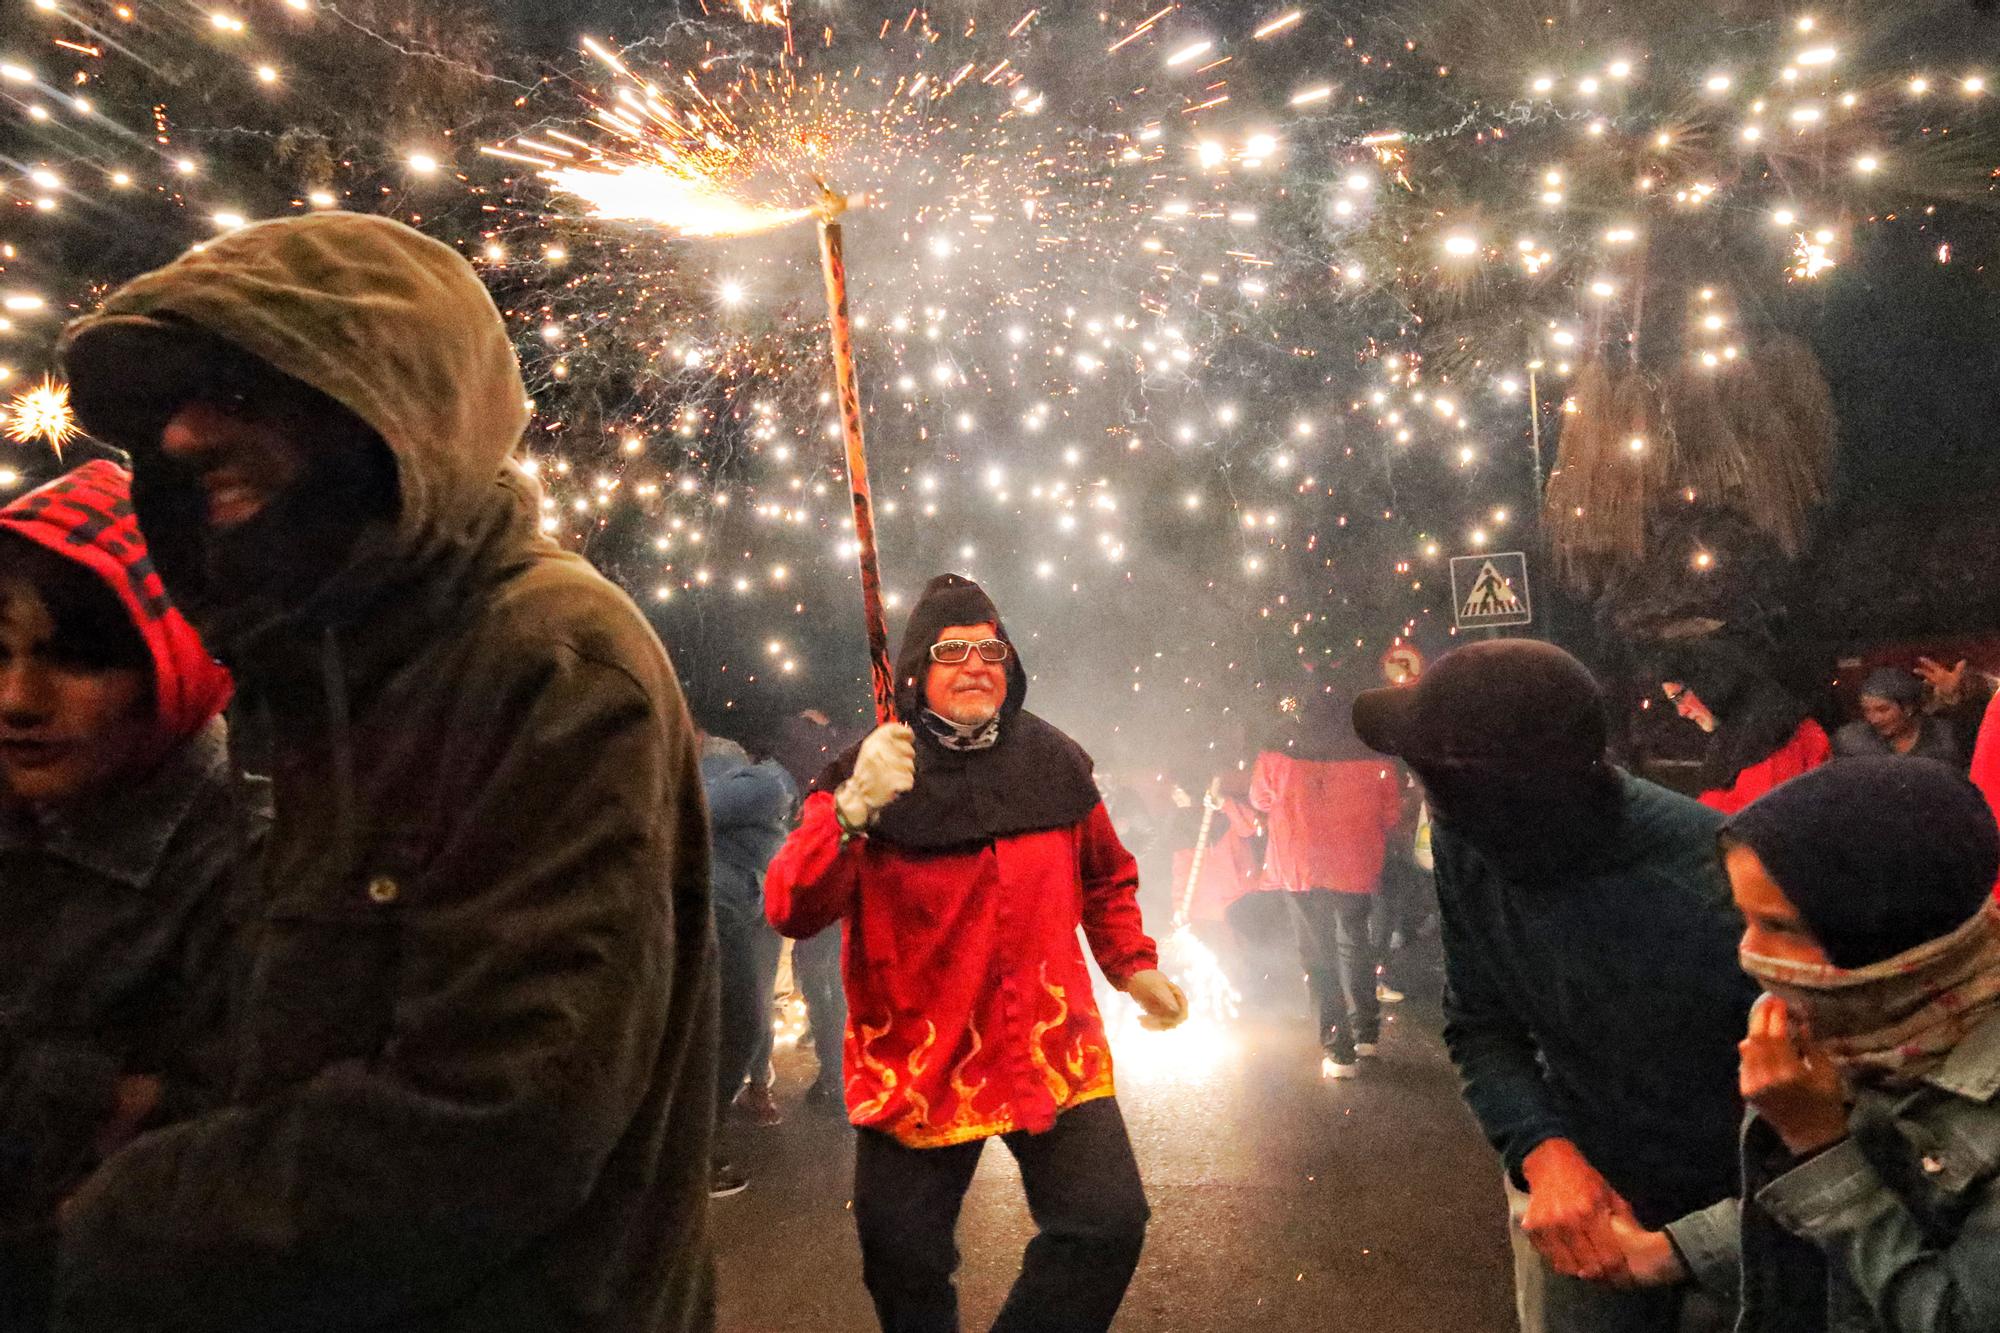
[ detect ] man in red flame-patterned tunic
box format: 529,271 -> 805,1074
766,572 -> 1186,1333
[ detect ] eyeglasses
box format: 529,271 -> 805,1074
929,637 -> 1011,664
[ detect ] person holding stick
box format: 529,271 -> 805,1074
765,572 -> 1186,1333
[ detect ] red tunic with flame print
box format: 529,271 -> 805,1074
765,792 -> 1158,1148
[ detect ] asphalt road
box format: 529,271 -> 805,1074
712,936 -> 1517,1332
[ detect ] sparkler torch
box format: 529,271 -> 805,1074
813,182 -> 897,725
1153,776 -> 1242,1029
1172,778 -> 1221,930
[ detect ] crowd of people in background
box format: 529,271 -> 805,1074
690,629 -> 2000,1333
692,621 -> 2000,1168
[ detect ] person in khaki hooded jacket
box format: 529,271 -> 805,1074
52,212 -> 717,1332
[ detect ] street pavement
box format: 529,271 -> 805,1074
712,937 -> 1517,1332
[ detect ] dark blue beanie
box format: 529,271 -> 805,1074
1726,756 -> 1999,968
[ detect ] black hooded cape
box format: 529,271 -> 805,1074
815,573 -> 1100,852
1659,638 -> 1814,794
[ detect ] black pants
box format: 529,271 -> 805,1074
853,1096 -> 1149,1333
1222,891 -> 1297,1010
1286,889 -> 1379,1059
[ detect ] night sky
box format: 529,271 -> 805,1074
0,0 -> 1992,777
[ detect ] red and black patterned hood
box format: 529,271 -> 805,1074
0,460 -> 231,741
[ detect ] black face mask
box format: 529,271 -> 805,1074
1419,762 -> 1624,880
131,437 -> 398,652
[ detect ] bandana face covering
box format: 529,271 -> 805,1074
919,708 -> 1000,753
1741,901 -> 2000,1089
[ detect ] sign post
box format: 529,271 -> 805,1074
1449,551 -> 1533,632
1380,643 -> 1426,685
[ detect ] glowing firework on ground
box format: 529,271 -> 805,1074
1107,772 -> 1245,1072
1106,932 -> 1241,1082
2,377 -> 78,455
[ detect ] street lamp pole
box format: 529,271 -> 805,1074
1526,358 -> 1545,498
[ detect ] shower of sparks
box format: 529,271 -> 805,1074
3,377 -> 77,453
1160,924 -> 1243,1025
545,162 -> 815,237
528,38 -> 827,237
731,0 -> 789,28
1791,232 -> 1838,280
0,0 -> 1987,760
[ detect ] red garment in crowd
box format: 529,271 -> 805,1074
1249,751 -> 1401,894
0,459 -> 232,740
1171,797 -> 1261,924
765,792 -> 1158,1148
1697,718 -> 1832,816
1971,692 -> 2000,897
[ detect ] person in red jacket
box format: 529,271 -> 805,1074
764,573 -> 1186,1333
1968,689 -> 2000,898
1250,690 -> 1403,1079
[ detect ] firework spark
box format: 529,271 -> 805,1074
543,161 -> 815,236
3,377 -> 78,454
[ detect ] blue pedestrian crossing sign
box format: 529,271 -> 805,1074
1449,551 -> 1532,630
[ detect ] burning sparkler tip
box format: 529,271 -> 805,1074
812,178 -> 858,221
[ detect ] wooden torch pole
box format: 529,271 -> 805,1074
815,185 -> 897,724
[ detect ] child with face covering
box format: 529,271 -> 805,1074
1616,756 -> 2000,1331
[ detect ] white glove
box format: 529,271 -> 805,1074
834,723 -> 916,832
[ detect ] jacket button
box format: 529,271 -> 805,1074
1922,1154 -> 1946,1175
367,876 -> 400,905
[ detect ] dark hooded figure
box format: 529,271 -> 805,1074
1621,758 -> 2000,1332
54,213 -> 716,1333
1659,639 -> 1831,815
1353,640 -> 1756,1333
766,573 -> 1185,1333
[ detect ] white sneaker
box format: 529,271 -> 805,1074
1321,1055 -> 1360,1080
1355,1041 -> 1379,1058
1376,983 -> 1405,1004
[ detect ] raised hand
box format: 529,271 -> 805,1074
834,722 -> 916,831
1740,993 -> 1848,1156
1916,656 -> 1970,705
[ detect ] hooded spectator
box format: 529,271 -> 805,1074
1625,758 -> 2000,1332
55,212 -> 716,1332
1354,640 -> 1754,1333
0,461 -> 253,1327
1659,639 -> 1831,815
